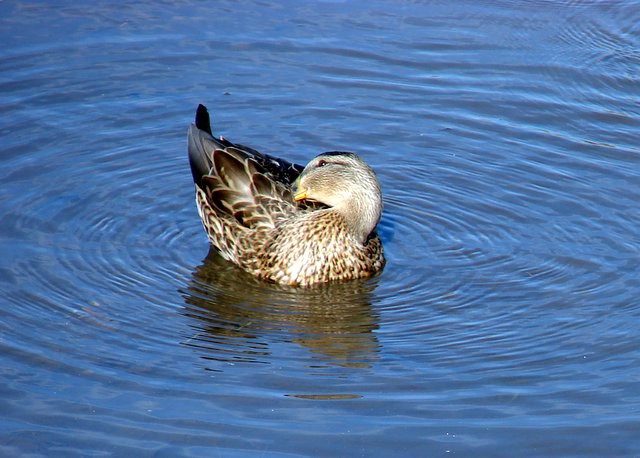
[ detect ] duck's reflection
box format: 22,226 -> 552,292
181,247 -> 380,368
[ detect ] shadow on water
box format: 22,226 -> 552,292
180,247 -> 381,369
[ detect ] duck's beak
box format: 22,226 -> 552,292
292,177 -> 307,201
293,188 -> 307,201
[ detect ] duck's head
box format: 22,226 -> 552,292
293,152 -> 382,243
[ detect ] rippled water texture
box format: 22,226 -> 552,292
1,1 -> 639,456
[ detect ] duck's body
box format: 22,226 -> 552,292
187,104 -> 384,286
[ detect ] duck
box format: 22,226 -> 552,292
187,104 -> 385,286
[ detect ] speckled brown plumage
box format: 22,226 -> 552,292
187,104 -> 385,286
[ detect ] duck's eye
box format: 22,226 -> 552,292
317,159 -> 328,168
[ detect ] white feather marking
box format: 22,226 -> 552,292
287,250 -> 312,282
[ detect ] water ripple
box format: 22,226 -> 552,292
1,1 -> 640,456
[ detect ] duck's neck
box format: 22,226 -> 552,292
332,190 -> 382,244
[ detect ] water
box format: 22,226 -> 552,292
1,1 -> 639,456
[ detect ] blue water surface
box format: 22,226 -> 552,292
1,1 -> 639,456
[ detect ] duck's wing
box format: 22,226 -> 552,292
188,104 -> 303,230
188,104 -> 304,188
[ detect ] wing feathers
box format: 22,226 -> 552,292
189,105 -> 308,258
198,147 -> 299,232
213,149 -> 252,191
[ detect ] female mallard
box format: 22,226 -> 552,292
187,104 -> 384,286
